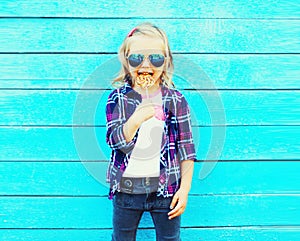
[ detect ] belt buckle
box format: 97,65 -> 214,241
121,178 -> 133,193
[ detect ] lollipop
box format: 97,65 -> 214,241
136,73 -> 155,89
136,73 -> 155,99
136,73 -> 165,121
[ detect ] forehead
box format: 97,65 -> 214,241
128,35 -> 165,53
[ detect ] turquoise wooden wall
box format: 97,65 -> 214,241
1,1 -> 300,240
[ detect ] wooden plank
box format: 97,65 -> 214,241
2,227 -> 300,241
1,195 -> 299,228
0,126 -> 299,161
1,0 -> 299,18
0,19 -> 299,53
1,90 -> 299,125
1,161 -> 299,196
1,54 -> 299,89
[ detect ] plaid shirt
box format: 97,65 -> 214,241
106,83 -> 196,199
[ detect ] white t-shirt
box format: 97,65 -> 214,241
123,90 -> 164,177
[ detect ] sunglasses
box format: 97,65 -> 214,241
126,53 -> 165,68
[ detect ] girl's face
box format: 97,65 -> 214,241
127,35 -> 165,89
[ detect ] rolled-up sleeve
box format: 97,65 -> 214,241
176,94 -> 197,162
105,91 -> 135,153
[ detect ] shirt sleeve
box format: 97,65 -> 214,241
105,90 -> 136,153
176,94 -> 197,162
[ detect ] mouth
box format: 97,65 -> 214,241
138,71 -> 154,76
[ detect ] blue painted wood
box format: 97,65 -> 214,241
1,19 -> 299,53
1,54 -> 299,89
1,90 -> 299,125
1,0 -> 299,18
2,228 -> 300,241
1,161 -> 299,196
0,126 -> 299,161
1,0 -> 299,239
1,195 -> 300,228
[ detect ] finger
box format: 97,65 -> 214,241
168,200 -> 187,218
169,194 -> 179,210
168,210 -> 183,219
168,205 -> 184,219
169,210 -> 183,219
168,201 -> 182,216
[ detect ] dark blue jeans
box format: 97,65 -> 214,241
112,192 -> 181,241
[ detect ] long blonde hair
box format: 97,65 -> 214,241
112,22 -> 175,88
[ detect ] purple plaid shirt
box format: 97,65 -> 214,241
106,83 -> 196,199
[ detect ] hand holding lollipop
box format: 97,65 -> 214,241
136,73 -> 165,121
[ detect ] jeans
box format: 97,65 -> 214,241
111,180 -> 181,241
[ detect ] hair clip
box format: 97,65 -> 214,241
127,27 -> 137,37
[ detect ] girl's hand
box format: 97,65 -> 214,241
134,99 -> 155,124
168,188 -> 189,220
122,98 -> 155,143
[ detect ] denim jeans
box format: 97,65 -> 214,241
111,180 -> 181,241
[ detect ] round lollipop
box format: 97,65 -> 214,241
136,73 -> 155,89
136,73 -> 165,121
136,73 -> 155,99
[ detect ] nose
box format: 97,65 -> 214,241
140,56 -> 151,68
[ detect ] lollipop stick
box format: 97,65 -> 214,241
146,86 -> 149,99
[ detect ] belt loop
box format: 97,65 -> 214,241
145,177 -> 150,186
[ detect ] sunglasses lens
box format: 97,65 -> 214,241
128,54 -> 144,67
149,54 -> 165,67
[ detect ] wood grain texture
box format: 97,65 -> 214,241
2,227 -> 300,241
1,161 -> 299,196
1,54 -> 299,90
1,19 -> 299,53
1,0 -> 299,240
0,126 -> 299,161
1,0 -> 299,18
1,195 -> 300,228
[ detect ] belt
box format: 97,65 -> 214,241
120,176 -> 159,194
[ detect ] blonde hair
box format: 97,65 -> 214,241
112,22 -> 175,88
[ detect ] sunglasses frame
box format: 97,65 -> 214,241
126,53 -> 167,68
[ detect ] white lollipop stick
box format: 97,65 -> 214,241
146,86 -> 149,99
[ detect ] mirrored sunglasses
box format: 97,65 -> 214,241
126,53 -> 165,68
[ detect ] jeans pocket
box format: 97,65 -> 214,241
156,196 -> 172,209
114,192 -> 134,208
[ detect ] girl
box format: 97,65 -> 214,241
106,22 -> 196,241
